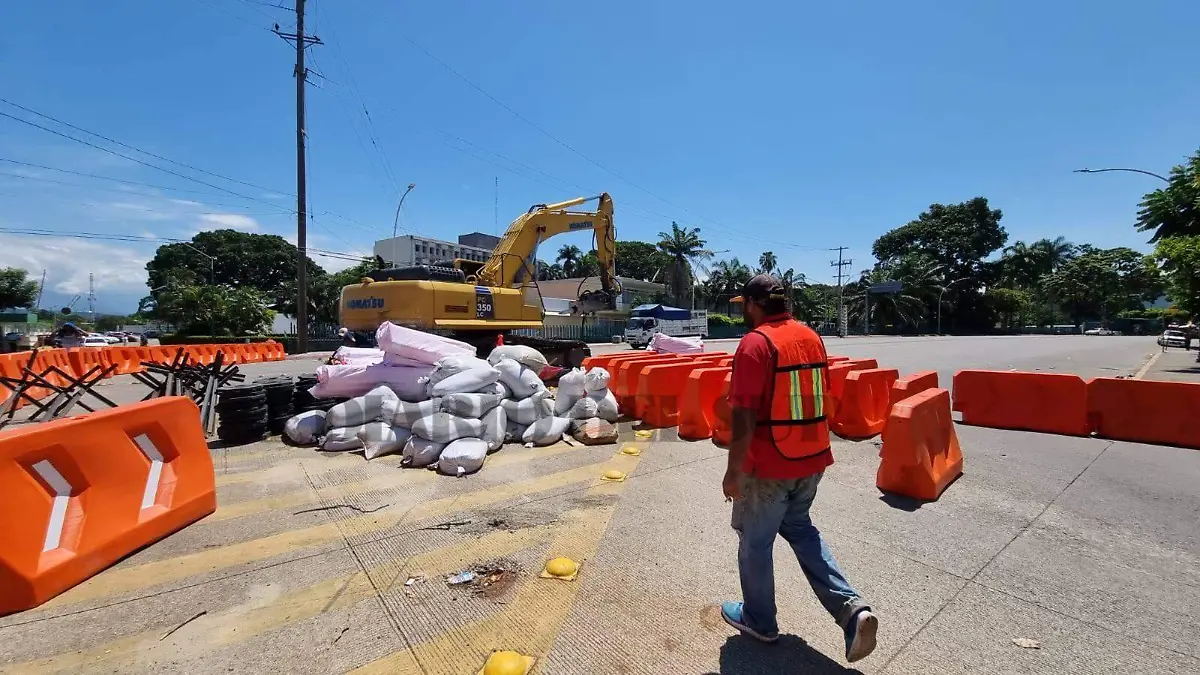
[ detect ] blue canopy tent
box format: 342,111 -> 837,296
629,304 -> 690,320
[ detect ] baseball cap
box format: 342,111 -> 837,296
742,274 -> 786,302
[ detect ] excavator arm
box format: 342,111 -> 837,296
476,193 -> 619,312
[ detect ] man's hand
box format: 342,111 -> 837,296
722,468 -> 742,502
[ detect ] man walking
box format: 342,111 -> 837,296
720,274 -> 878,663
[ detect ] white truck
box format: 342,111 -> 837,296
623,305 -> 708,349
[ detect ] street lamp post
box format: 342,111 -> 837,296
179,243 -> 217,337
391,183 -> 416,267
937,277 -> 971,335
1073,167 -> 1169,183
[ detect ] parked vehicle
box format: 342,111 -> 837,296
623,304 -> 708,349
82,335 -> 110,348
1158,329 -> 1188,349
1084,327 -> 1116,336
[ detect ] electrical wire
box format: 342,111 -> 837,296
0,171 -> 292,212
0,158 -> 288,202
187,0 -> 276,33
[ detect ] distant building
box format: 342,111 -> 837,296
373,234 -> 493,268
457,232 -> 501,250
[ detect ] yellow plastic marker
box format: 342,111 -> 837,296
601,469 -> 627,482
635,429 -> 653,439
540,556 -> 579,581
620,445 -> 642,456
478,650 -> 535,675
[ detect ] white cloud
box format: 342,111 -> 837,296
312,252 -> 363,273
0,235 -> 150,296
169,198 -> 202,206
196,213 -> 260,231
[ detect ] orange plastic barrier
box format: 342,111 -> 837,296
0,396 -> 216,614
35,349 -> 77,390
0,354 -> 32,408
827,359 -> 878,406
262,340 -> 286,361
877,387 -> 963,501
712,372 -> 733,447
636,360 -> 709,426
890,370 -> 938,409
184,345 -> 213,366
678,366 -> 733,440
66,348 -> 115,381
828,355 -> 851,364
1087,378 -> 1200,449
580,352 -> 651,372
143,346 -> 186,366
238,343 -> 264,364
615,354 -> 685,414
831,367 -> 900,440
103,347 -> 144,375
952,370 -> 1089,436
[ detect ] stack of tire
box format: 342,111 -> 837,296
293,374 -> 343,413
216,384 -> 268,444
255,375 -> 295,436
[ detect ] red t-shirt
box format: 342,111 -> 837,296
728,315 -> 834,479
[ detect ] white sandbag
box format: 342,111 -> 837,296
522,416 -> 571,446
426,355 -> 493,387
478,380 -> 507,397
325,386 -> 399,428
553,390 -> 581,416
437,438 -> 488,476
319,425 -> 364,451
649,332 -> 704,354
518,367 -> 547,395
428,366 -> 501,397
501,390 -> 553,425
557,367 -> 587,398
570,418 -> 619,445
411,412 -> 483,443
493,358 -> 535,398
567,396 -> 599,420
488,344 -> 550,375
331,346 -> 384,366
583,367 -> 611,393
284,410 -> 326,445
402,435 -> 445,467
505,419 -> 528,443
357,422 -> 412,460
588,389 -> 619,422
391,398 -> 438,428
376,322 -> 475,364
440,392 -> 502,418
480,405 -> 506,452
312,363 -> 434,401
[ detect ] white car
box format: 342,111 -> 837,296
1084,327 -> 1115,336
1158,330 -> 1187,349
82,336 -> 111,348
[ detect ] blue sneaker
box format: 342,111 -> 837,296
844,608 -> 878,662
720,601 -> 779,643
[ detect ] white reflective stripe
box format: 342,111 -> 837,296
32,460 -> 72,552
134,433 -> 164,510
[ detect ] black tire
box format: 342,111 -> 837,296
217,395 -> 266,411
218,385 -> 266,400
220,408 -> 268,424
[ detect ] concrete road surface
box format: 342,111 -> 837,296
2,335 -> 1195,674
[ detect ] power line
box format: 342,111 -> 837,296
0,157 -> 289,202
0,98 -> 293,197
187,0 -> 276,32
0,171 -> 293,212
0,190 -> 292,217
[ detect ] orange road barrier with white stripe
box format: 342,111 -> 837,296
0,396 -> 216,615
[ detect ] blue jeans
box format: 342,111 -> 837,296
731,471 -> 867,635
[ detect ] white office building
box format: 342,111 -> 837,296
373,234 -> 494,268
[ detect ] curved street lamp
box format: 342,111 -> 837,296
391,182 -> 417,266
1073,167 -> 1169,183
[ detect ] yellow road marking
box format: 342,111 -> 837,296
43,460 -> 611,611
1134,350 -> 1162,380
211,443 -> 580,522
349,446 -> 644,674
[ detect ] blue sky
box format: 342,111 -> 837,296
2,0 -> 1197,313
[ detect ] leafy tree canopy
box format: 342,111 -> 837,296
1153,235 -> 1200,316
0,267 -> 40,310
1042,247 -> 1162,325
614,241 -> 672,282
873,197 -> 1008,282
1136,149 -> 1200,242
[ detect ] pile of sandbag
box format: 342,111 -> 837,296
649,332 -> 704,354
309,323 -> 474,399
553,366 -> 619,445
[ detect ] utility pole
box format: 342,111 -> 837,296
830,247 -> 852,337
493,176 -> 499,235
35,269 -> 46,310
275,1 -> 321,352
87,273 -> 97,324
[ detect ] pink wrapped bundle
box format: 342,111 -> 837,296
312,363 -> 435,401
375,322 -> 475,365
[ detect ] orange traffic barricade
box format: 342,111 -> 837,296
236,343 -> 263,364
184,345 -> 213,366
0,353 -> 32,409
615,354 -> 685,415
34,349 -> 76,389
828,355 -> 850,364
0,396 -> 216,615
66,348 -> 116,381
1087,378 -> 1200,449
890,370 -> 938,409
104,346 -> 144,375
831,367 -> 899,440
712,372 -> 733,447
637,360 -> 708,426
877,387 -> 963,501
263,340 -> 286,361
678,366 -> 732,440
827,359 -> 878,408
952,370 -> 1090,436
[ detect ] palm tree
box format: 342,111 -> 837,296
556,245 -> 583,278
758,251 -> 777,275
656,222 -> 713,306
847,257 -> 944,332
706,258 -> 752,313
1031,237 -> 1075,273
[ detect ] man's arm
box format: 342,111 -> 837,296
723,333 -> 769,499
728,407 -> 758,475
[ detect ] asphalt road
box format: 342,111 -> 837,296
592,334 -> 1158,384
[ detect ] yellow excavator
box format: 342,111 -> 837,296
339,193 -> 620,367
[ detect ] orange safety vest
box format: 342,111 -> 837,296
753,319 -> 831,460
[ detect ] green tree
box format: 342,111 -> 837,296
1154,235 -> 1200,316
614,241 -> 672,281
986,288 -> 1032,331
1043,247 -> 1162,326
848,255 -> 944,332
145,229 -> 326,316
311,258 -> 380,324
0,267 -> 40,309
656,222 -> 712,306
704,258 -> 752,313
157,283 -> 274,336
536,260 -> 566,281
758,251 -> 777,275
555,245 -> 583,278
1136,149 -> 1200,242
576,250 -> 602,278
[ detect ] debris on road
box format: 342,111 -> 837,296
447,570 -> 477,586
404,573 -> 427,587
160,610 -> 207,641
1012,637 -> 1042,649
